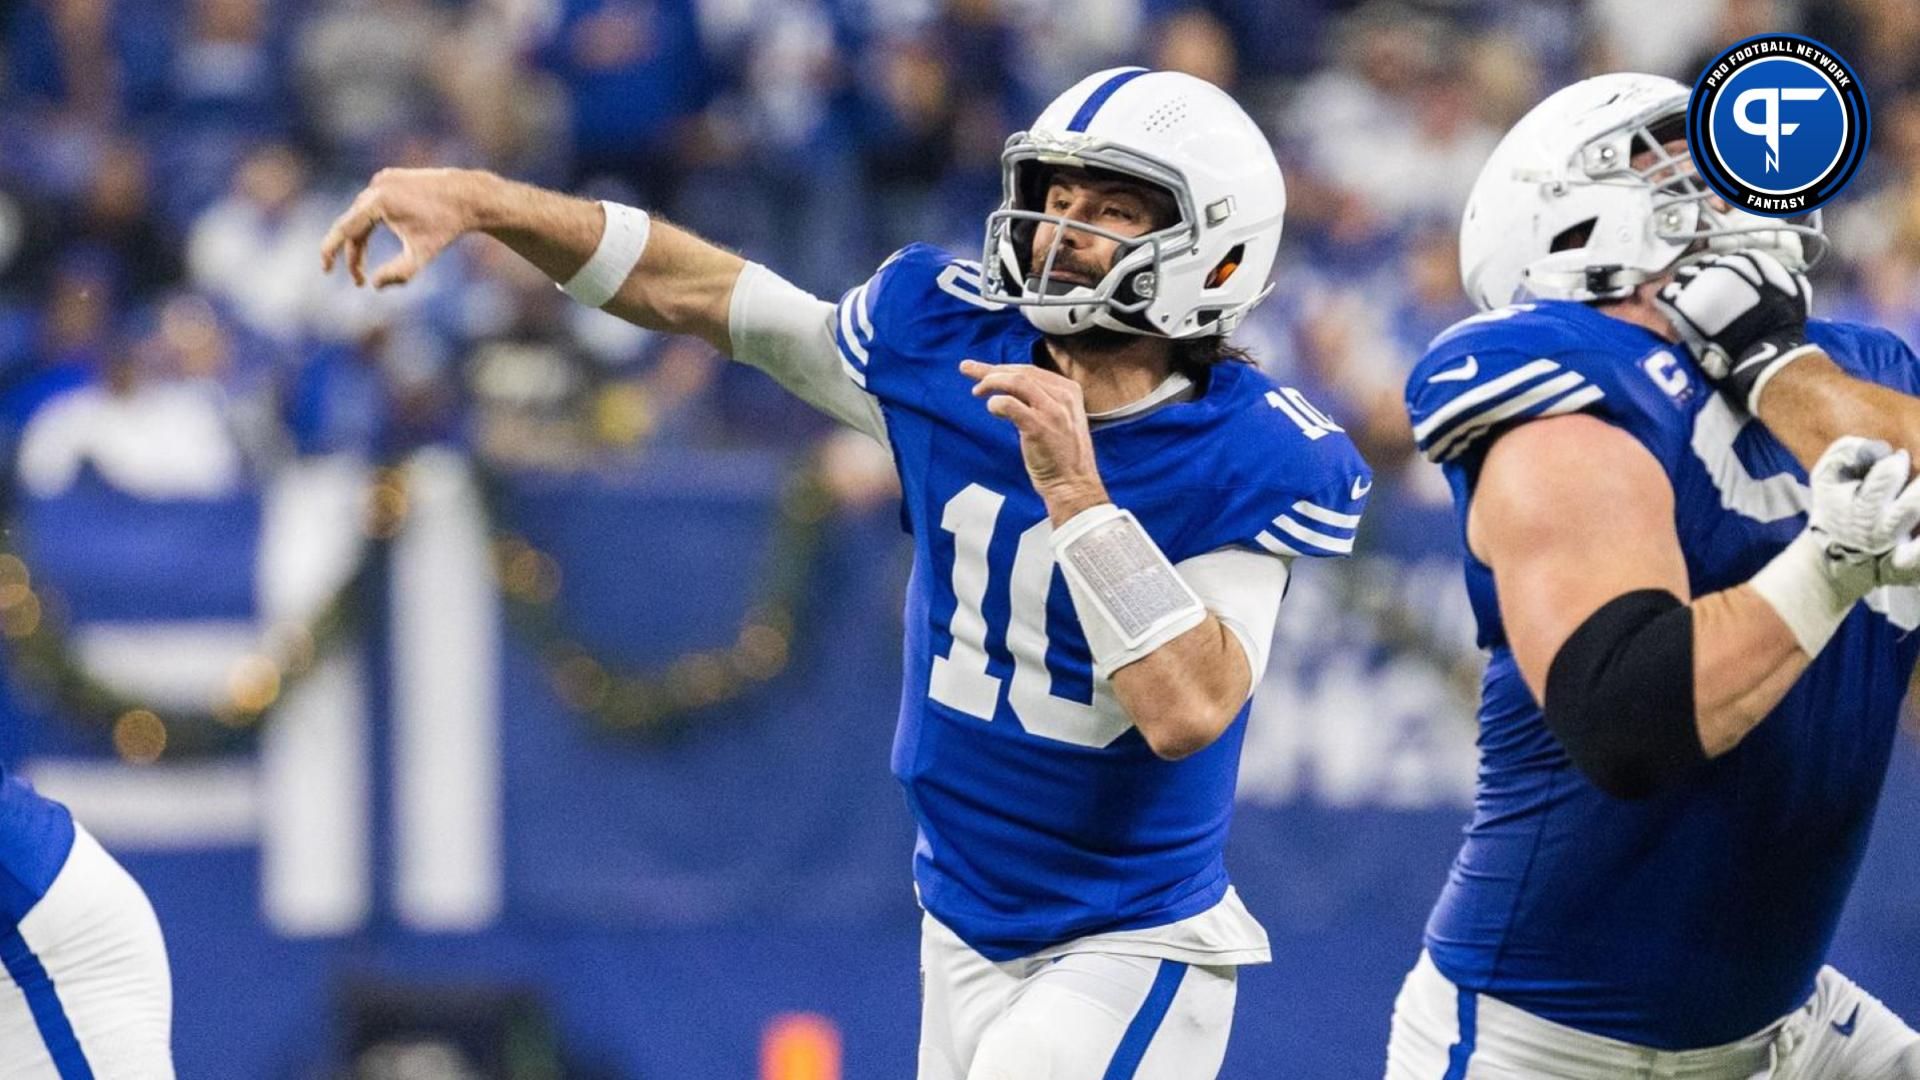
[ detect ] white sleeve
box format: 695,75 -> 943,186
727,261 -> 888,446
1174,546 -> 1292,698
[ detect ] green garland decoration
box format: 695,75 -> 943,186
3,448 -> 838,755
0,468 -> 404,763
477,459 -> 835,738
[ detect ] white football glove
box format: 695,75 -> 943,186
1752,437 -> 1920,654
1807,438 -> 1920,591
1654,250 -> 1819,414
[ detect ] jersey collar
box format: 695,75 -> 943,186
1088,372 -> 1198,426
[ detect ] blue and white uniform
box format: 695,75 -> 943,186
0,768 -> 172,1079
837,244 -> 1368,956
727,241 -> 1369,1078
1386,300 -> 1920,1078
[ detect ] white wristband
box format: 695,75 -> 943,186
1051,503 -> 1207,679
558,201 -> 650,308
1748,531 -> 1857,656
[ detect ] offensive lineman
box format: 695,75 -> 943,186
1387,72 -> 1920,1077
321,69 -> 1369,1078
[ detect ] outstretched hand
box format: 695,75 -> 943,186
320,167 -> 481,289
960,359 -> 1108,521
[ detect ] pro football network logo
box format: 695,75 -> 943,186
1687,34 -> 1869,217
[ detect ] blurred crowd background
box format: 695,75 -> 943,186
1,0 -> 1916,498
0,0 -> 1918,1077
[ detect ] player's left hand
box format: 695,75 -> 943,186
1803,437 -> 1920,592
1655,250 -> 1818,414
960,359 -> 1108,518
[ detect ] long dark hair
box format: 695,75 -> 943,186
1172,335 -> 1254,379
1044,326 -> 1255,382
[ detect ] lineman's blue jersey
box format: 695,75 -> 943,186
833,244 -> 1371,959
1406,299 -> 1920,1049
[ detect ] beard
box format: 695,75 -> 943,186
1040,324 -> 1137,358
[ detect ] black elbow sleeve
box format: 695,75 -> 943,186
1542,589 -> 1708,800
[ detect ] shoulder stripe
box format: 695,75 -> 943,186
837,292 -> 870,367
1255,532 -> 1303,557
1411,359 -> 1560,443
1434,378 -> 1604,462
851,281 -> 875,342
1429,371 -> 1588,460
1271,515 -> 1356,555
1289,500 -> 1362,529
1539,385 -> 1605,418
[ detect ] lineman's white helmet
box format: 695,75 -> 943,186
1458,72 -> 1827,311
981,67 -> 1285,339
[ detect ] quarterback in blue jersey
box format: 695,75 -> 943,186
1385,72 -> 1920,1078
0,773 -> 174,1075
324,68 -> 1368,1078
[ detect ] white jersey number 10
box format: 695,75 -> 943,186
926,483 -> 1132,749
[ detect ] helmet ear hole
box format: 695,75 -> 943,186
1550,218 -> 1597,252
1204,244 -> 1245,288
1010,218 -> 1039,277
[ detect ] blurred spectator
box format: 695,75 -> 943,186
1677,0 -> 1791,86
432,1 -> 571,182
64,137 -> 182,302
0,0 -> 1907,524
673,0 -> 865,291
0,178 -> 59,298
1152,8 -> 1237,91
188,143 -> 378,345
296,0 -> 454,164
9,251 -> 120,431
537,0 -> 711,202
1282,3 -> 1500,234
170,0 -> 289,133
17,295 -> 246,499
1587,0 -> 1726,78
1204,0 -> 1332,83
3,0 -> 171,121
1808,0 -> 1920,96
859,35 -> 959,246
1461,32 -> 1548,133
1008,0 -> 1142,104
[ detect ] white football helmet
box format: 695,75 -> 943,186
981,67 -> 1285,339
1458,72 -> 1828,311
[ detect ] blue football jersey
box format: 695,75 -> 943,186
1406,299 -> 1920,1049
0,769 -> 74,927
833,244 -> 1372,959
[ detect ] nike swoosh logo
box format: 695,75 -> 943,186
1740,342 -> 1780,372
1351,476 -> 1373,499
1833,1004 -> 1860,1037
1429,355 -> 1480,383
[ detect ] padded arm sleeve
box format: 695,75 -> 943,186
1543,588 -> 1708,800
727,262 -> 888,446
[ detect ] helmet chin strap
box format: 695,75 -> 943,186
1020,291 -> 1168,338
1023,299 -> 1103,336
1018,268 -> 1147,337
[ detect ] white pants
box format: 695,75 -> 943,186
918,914 -> 1238,1080
1386,950 -> 1920,1079
0,824 -> 173,1079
